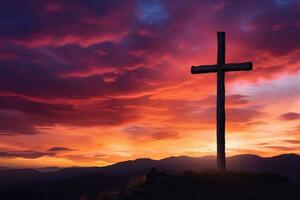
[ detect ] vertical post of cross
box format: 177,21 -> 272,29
217,32 -> 226,171
190,32 -> 253,171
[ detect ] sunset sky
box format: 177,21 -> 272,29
0,0 -> 299,168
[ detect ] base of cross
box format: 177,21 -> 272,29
190,32 -> 253,171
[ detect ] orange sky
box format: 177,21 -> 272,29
0,0 -> 299,168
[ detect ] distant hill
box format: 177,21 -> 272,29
0,167 -> 13,171
37,166 -> 61,172
0,154 -> 300,199
1,154 -> 300,187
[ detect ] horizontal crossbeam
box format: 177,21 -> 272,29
223,62 -> 253,71
191,62 -> 252,74
191,65 -> 218,74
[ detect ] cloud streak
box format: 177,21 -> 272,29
280,112 -> 300,121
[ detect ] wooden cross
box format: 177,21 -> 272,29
191,32 -> 253,171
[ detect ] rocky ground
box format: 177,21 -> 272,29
116,169 -> 300,200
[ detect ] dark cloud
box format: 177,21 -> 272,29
0,96 -> 142,135
0,0 -> 135,45
279,112 -> 300,121
0,96 -> 73,116
262,145 -> 299,151
284,140 -> 300,144
0,150 -> 55,159
209,0 -> 300,55
227,95 -> 249,105
246,121 -> 266,126
0,51 -> 168,99
0,96 -> 72,135
246,1 -> 300,55
257,142 -> 270,146
63,154 -> 98,162
47,147 -> 75,152
124,125 -> 179,141
150,130 -> 179,140
178,106 -> 263,124
197,94 -> 249,107
227,108 -> 264,122
0,109 -> 38,135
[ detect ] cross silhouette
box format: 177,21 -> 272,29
191,32 -> 253,171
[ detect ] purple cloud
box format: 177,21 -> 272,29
280,112 -> 300,121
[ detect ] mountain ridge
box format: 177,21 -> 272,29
1,153 -> 300,199
1,153 -> 297,171
0,153 -> 300,188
